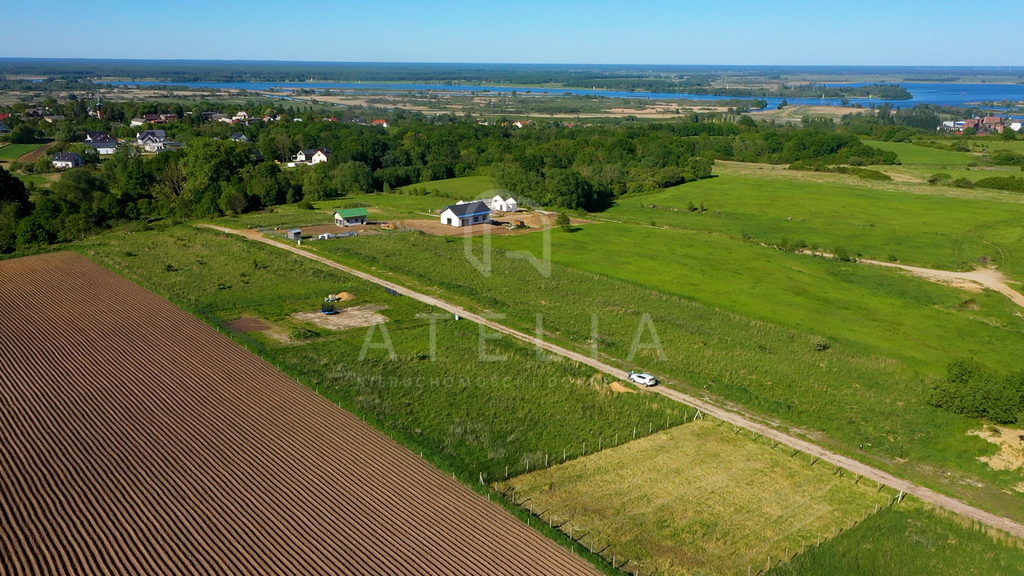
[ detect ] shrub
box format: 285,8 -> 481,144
973,176 -> 1024,193
927,173 -> 952,185
833,246 -> 852,262
295,200 -> 315,210
952,178 -> 975,188
930,359 -> 1024,425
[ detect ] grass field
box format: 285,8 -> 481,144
76,226 -> 685,483
0,143 -> 43,161
502,420 -> 896,576
601,170 -> 1024,277
300,228 -> 1024,520
769,508 -> 1024,575
864,140 -> 981,167
398,174 -> 499,199
205,187 -> 498,230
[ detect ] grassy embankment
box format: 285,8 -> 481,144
0,143 -> 43,160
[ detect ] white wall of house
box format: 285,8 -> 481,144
440,208 -> 490,227
311,151 -> 330,164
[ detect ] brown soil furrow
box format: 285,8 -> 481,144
0,252 -> 600,576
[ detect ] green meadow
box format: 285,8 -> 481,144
601,172 -> 1024,277
0,143 -> 43,160
770,507 -> 1024,576
303,224 -> 1024,520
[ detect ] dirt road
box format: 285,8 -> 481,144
200,224 -> 1024,539
862,259 -> 1024,309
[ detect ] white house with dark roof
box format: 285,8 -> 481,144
52,152 -> 84,170
440,201 -> 491,227
0,123 -> 10,135
137,130 -> 168,152
294,149 -> 331,164
230,132 -> 249,142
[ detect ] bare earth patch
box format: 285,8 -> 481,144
226,316 -> 272,332
609,381 -> 637,394
968,427 -> 1024,473
293,305 -> 389,331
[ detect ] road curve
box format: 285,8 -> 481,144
200,224 -> 1024,539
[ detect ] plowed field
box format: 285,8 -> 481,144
0,252 -> 600,576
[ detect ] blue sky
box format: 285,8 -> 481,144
1,0 -> 1020,65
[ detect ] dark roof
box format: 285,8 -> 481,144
86,131 -> 109,140
53,152 -> 82,162
88,140 -> 118,149
230,132 -> 248,141
138,129 -> 167,141
443,201 -> 491,218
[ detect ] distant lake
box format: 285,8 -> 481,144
104,80 -> 1024,109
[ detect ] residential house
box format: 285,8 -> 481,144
294,148 -> 331,164
982,116 -> 1005,133
512,120 -> 532,128
1010,121 -> 1023,133
211,113 -> 232,123
230,132 -> 250,142
87,133 -> 119,155
488,195 -> 518,213
137,130 -> 170,152
334,207 -> 369,227
0,113 -> 10,121
371,119 -> 389,128
233,111 -> 250,121
43,115 -> 66,124
0,123 -> 10,135
52,152 -> 84,170
439,201 -> 491,228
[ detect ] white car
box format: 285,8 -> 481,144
627,371 -> 659,387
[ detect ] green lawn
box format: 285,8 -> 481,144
503,420 -> 896,576
0,143 -> 43,161
398,174 -> 499,199
770,507 -> 1024,576
600,173 -> 1024,278
864,140 -> 981,167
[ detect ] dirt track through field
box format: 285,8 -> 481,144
0,252 -> 601,576
200,224 -> 1024,540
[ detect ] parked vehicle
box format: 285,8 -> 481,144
340,231 -> 358,238
627,371 -> 659,387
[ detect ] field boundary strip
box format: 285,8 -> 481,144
199,223 -> 1024,540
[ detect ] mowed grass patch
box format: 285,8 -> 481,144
398,174 -> 498,199
76,226 -> 684,481
602,172 -> 1024,276
863,140 -> 981,167
769,507 -> 1024,576
502,420 -> 894,576
0,143 -> 43,160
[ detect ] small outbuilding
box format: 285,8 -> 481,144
440,201 -> 491,227
335,207 -> 369,227
489,195 -> 518,213
286,229 -> 302,241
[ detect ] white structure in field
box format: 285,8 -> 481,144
440,201 -> 491,227
488,195 -> 518,213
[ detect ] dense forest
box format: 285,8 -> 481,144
1,94 -> 906,253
